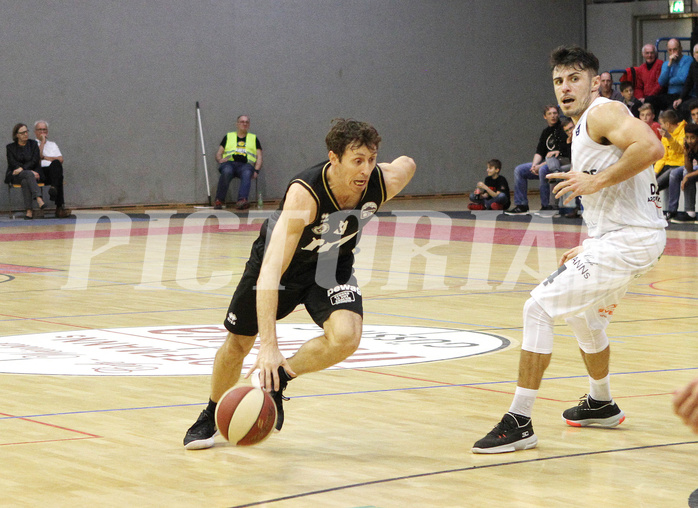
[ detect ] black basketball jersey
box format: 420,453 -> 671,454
256,160 -> 386,279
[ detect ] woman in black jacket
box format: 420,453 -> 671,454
6,123 -> 45,219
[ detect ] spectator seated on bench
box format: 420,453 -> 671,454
5,123 -> 45,220
34,120 -> 71,218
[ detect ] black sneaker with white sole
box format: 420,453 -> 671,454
505,205 -> 529,215
670,212 -> 696,224
183,408 -> 218,450
270,366 -> 292,431
562,394 -> 625,427
472,412 -> 538,454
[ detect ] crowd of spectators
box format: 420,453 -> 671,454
492,38 -> 697,223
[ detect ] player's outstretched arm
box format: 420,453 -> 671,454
248,183 -> 315,391
549,102 -> 664,203
379,156 -> 416,201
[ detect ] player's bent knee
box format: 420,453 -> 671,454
324,312 -> 362,358
328,327 -> 361,357
565,316 -> 609,354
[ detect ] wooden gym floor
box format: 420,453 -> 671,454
0,197 -> 696,507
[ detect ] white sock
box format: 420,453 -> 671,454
589,374 -> 612,402
509,386 -> 538,418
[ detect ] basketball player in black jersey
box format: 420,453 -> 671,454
184,119 -> 416,449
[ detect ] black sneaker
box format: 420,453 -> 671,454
505,205 -> 529,215
472,413 -> 537,454
562,394 -> 625,427
664,211 -> 677,220
183,408 -> 218,450
270,367 -> 292,431
539,205 -> 554,211
48,186 -> 57,201
670,212 -> 696,224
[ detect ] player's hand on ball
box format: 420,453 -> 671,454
246,343 -> 295,392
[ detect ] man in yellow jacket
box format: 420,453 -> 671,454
655,109 -> 686,191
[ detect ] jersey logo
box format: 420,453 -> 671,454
311,213 -> 331,235
361,201 -> 378,219
301,231 -> 358,253
648,183 -> 662,209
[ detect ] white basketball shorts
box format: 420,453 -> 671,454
530,227 -> 666,328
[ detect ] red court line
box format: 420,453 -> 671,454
357,369 -> 675,403
358,369 -> 560,401
0,263 -> 59,273
0,436 -> 98,447
0,223 -> 260,242
3,219 -> 694,256
0,412 -> 101,439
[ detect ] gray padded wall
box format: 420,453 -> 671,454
0,0 -> 584,208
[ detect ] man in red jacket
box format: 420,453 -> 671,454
623,44 -> 664,101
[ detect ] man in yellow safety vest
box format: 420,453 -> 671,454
214,115 -> 263,209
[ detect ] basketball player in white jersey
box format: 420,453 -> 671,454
473,46 -> 667,454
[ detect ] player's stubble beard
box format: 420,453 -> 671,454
566,90 -> 597,121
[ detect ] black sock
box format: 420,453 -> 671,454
206,398 -> 217,414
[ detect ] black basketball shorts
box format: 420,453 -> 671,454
223,250 -> 363,337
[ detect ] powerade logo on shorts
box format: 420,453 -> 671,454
327,284 -> 361,305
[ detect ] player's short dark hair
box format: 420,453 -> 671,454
688,99 -> 698,112
11,123 -> 27,142
659,109 -> 680,124
487,159 -> 502,170
685,123 -> 698,136
325,118 -> 381,160
550,45 -> 600,75
543,104 -> 558,115
619,81 -> 634,92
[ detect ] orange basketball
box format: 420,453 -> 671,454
215,386 -> 277,446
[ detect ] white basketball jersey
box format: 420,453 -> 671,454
572,97 -> 667,237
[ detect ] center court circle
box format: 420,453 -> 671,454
0,324 -> 510,376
